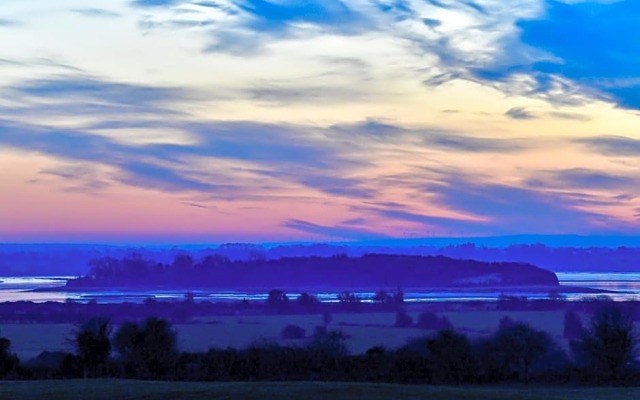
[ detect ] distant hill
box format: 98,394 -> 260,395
65,253 -> 559,290
341,235 -> 640,248
4,237 -> 640,276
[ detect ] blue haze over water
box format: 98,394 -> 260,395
0,273 -> 638,303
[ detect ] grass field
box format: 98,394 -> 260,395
1,310 -> 571,360
1,380 -> 639,400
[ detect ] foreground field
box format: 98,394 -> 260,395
1,380 -> 640,400
0,310 -> 572,360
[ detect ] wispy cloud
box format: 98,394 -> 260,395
423,133 -> 529,153
577,135 -> 640,157
131,0 -> 373,55
345,161 -> 631,236
505,107 -> 535,120
1,76 -> 194,123
131,0 -> 186,7
3,2 -> 640,239
0,18 -> 22,28
0,117 -> 370,198
467,0 -> 640,110
247,83 -> 368,105
282,218 -> 389,240
71,8 -> 122,18
526,168 -> 638,191
369,206 -> 488,236
548,111 -> 590,121
12,76 -> 192,108
422,175 -> 613,234
0,57 -> 83,73
0,74 -> 373,200
38,164 -> 110,194
235,0 -> 370,35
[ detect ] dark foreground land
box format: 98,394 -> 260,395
1,380 -> 640,400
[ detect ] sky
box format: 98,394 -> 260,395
1,0 -> 640,244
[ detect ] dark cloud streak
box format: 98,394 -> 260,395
505,107 -> 535,120
0,75 -> 373,200
71,8 -> 122,18
526,168 -> 638,191
283,219 -> 389,241
0,19 -> 22,28
577,135 -> 640,157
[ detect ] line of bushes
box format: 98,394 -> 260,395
0,303 -> 637,385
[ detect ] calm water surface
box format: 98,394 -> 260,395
0,273 -> 638,303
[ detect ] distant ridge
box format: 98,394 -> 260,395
4,234 -> 640,249
341,235 -> 640,249
4,235 -> 640,276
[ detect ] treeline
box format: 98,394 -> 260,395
0,289 -> 404,324
67,253 -> 558,290
0,290 -> 613,325
0,303 -> 638,385
420,243 -> 640,272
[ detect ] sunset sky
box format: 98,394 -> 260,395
2,0 -> 640,243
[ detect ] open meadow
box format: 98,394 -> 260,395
1,380 -> 640,400
0,309 -> 573,361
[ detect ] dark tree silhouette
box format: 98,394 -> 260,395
296,292 -> 319,310
308,327 -> 349,358
477,322 -> 557,382
114,317 -> 178,379
337,292 -> 360,303
266,289 -> 289,309
74,317 -> 111,378
394,310 -> 413,328
498,316 -> 515,330
0,336 -> 19,378
71,253 -> 559,290
322,312 -> 333,327
426,329 -> 476,383
571,304 -> 638,384
281,324 -> 306,340
564,309 -> 583,340
172,254 -> 194,270
372,290 -> 393,304
392,287 -> 405,305
415,312 -> 453,330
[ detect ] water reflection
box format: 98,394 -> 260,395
0,273 -> 638,303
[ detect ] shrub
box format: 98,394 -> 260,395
563,310 -> 583,340
475,321 -> 570,383
571,303 -> 638,384
281,324 -> 306,340
415,312 -> 453,330
394,310 -> 413,328
0,337 -> 20,378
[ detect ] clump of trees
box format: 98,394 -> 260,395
63,316 -> 180,380
475,321 -> 564,382
394,310 -> 413,328
0,336 -> 19,378
415,312 -> 453,330
74,317 -> 111,378
113,317 -> 178,379
72,253 -> 559,290
564,310 -> 583,340
281,324 -> 306,340
372,289 -> 405,307
571,303 -> 639,384
425,329 -> 476,384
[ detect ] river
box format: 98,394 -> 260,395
0,272 -> 637,303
